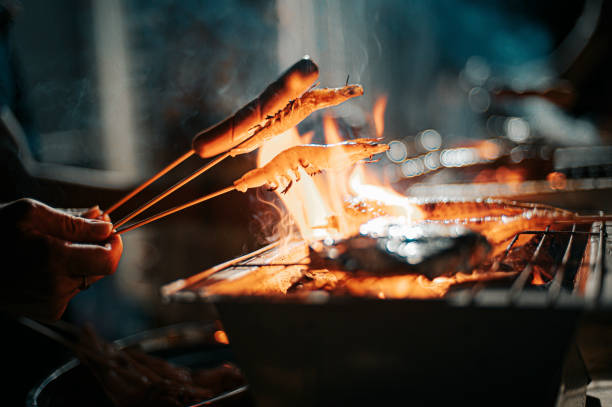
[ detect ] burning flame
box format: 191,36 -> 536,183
531,267 -> 552,286
547,171 -> 567,190
257,103 -> 421,245
373,95 -> 388,139
472,166 -> 525,193
257,127 -> 332,243
214,330 -> 229,344
245,98 -> 552,300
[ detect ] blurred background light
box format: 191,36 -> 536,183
468,87 -> 491,113
505,117 -> 531,143
418,129 -> 442,151
386,140 -> 408,163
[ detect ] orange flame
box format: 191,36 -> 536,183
256,111 -> 421,246
472,166 -> 525,193
373,95 -> 388,139
257,128 -> 332,243
214,330 -> 229,344
547,172 -> 567,190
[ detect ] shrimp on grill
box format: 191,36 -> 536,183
233,139 -> 389,193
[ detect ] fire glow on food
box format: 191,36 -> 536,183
200,95 -> 584,300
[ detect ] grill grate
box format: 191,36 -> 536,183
461,219 -> 610,308
163,218 -> 611,310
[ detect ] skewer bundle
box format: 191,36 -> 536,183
105,56 -> 376,234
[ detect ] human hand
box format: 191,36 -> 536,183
61,205 -> 111,222
0,198 -> 122,321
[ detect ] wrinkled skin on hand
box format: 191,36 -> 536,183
0,198 -> 122,321
76,325 -> 244,407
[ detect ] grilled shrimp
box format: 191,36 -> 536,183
229,85 -> 364,157
233,139 -> 389,193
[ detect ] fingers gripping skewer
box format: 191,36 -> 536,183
103,57 -> 318,217
114,140 -> 389,234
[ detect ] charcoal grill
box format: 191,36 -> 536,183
162,219 -> 610,406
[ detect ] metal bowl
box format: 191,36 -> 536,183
27,321 -> 253,407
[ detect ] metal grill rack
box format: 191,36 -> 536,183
163,219 -> 611,311
461,219 -> 611,309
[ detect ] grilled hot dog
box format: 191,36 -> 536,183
192,56 -> 319,158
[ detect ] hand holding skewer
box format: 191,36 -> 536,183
0,199 -> 122,320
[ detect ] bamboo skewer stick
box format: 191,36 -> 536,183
107,85 -> 364,228
161,240 -> 282,297
103,149 -> 195,216
553,215 -> 612,224
113,152 -> 230,228
112,184 -> 611,236
109,85 -> 364,225
115,185 -> 236,235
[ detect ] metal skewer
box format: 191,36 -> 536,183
104,149 -> 195,216
113,152 -> 230,228
114,185 -> 236,235
111,127 -> 271,229
161,240 -> 282,297
552,215 -> 612,224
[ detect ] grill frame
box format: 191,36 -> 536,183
161,219 -> 610,406
163,221 -> 610,309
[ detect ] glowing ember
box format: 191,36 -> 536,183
547,171 -> 567,190
257,127 -> 332,243
214,330 -> 230,344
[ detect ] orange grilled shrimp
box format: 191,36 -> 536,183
233,139 -> 389,193
229,85 -> 364,157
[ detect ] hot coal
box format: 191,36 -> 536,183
312,217 -> 491,279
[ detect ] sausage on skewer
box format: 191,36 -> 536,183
110,57 -> 319,222
192,56 -> 319,158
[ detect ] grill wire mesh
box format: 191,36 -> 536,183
164,218 -> 611,310
459,219 -> 610,308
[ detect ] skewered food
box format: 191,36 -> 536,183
415,198 -> 573,220
228,84 -> 365,156
341,198 -> 580,255
192,57 -> 319,158
234,139 -> 389,193
106,57 -> 318,215
116,139 -> 388,234
110,71 -> 363,231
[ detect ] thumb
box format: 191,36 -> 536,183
31,202 -> 113,242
